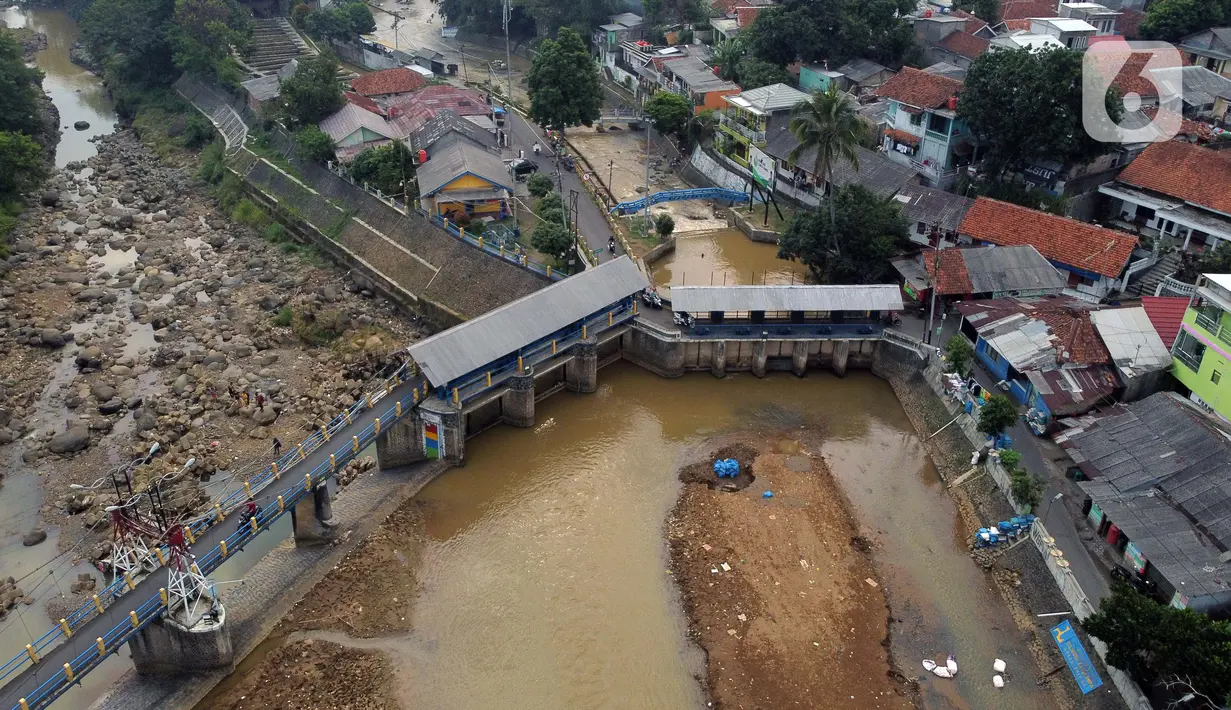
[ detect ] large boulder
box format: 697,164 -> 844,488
252,405 -> 278,426
38,329 -> 66,348
21,530 -> 47,547
98,399 -> 124,415
48,427 -> 91,454
90,382 -> 116,402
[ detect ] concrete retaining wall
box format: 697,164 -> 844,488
641,235 -> 676,266
729,209 -> 779,244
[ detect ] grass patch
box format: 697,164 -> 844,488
198,142 -> 227,185
291,308 -> 345,345
263,222 -> 289,243
0,200 -> 24,258
247,129 -> 301,179
322,209 -> 353,240
272,307 -> 293,327
231,198 -> 269,228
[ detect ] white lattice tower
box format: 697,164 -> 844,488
164,523 -> 214,624
108,507 -> 162,584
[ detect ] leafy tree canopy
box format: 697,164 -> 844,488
280,52 -> 344,126
953,0 -> 998,23
0,131 -> 48,199
654,212 -> 675,238
295,125 -> 336,163
350,141 -> 416,196
526,172 -> 554,198
1139,0 -> 1231,43
743,0 -> 917,69
531,220 -> 573,259
298,0 -> 377,42
977,394 -> 1018,436
1198,242 -> 1231,274
641,0 -> 708,25
644,91 -> 691,137
958,47 -> 1121,176
0,31 -> 45,137
1084,583 -> 1231,704
81,0 -> 177,83
169,0 -> 252,79
776,185 -> 910,284
944,335 -> 974,377
711,39 -> 745,82
528,27 -> 602,132
787,84 -> 867,227
735,56 -> 790,90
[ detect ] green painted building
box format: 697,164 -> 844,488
1172,273 -> 1231,420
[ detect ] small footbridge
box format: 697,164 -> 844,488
609,187 -> 755,215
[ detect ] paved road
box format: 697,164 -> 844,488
504,112 -> 620,265
0,375 -> 425,710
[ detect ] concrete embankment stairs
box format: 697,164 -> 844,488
239,18 -> 317,76
173,77 -> 248,156
1123,250 -> 1181,298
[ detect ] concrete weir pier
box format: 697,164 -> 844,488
129,604 -> 234,676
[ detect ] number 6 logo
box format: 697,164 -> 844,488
1082,39 -> 1183,144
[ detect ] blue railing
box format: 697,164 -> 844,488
422,211 -> 566,282
7,383 -> 425,710
448,300 -> 635,404
609,187 -> 753,215
0,364 -> 417,694
685,322 -> 885,339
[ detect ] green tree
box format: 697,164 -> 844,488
526,172 -> 553,198
954,0 -> 999,22
743,0 -> 917,69
711,38 -> 745,82
1008,467 -> 1044,510
958,47 -> 1121,177
654,212 -> 675,239
977,394 -> 1018,437
0,131 -> 48,198
295,125 -> 336,163
644,91 -> 691,138
777,185 -> 909,284
169,0 -> 252,79
736,56 -> 790,90
0,32 -> 46,137
81,0 -> 176,83
944,335 -> 974,378
1139,0 -> 1231,43
788,84 -> 867,228
1199,242 -> 1231,274
527,27 -> 602,133
531,220 -> 573,259
350,141 -> 416,195
1084,583 -> 1231,702
280,52 -> 344,126
340,1 -> 377,35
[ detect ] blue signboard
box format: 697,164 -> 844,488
1051,620 -> 1103,694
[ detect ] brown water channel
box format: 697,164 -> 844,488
207,365 -> 1043,709
651,228 -> 808,294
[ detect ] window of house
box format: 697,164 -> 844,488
909,112 -> 923,126
916,221 -> 928,235
1214,370 -> 1223,385
1136,206 -> 1155,221
987,348 -> 1001,364
928,113 -> 950,134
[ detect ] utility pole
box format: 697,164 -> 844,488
645,120 -> 652,238
925,222 -> 942,345
503,0 -> 514,103
391,14 -> 400,52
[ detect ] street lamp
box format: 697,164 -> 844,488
1043,492 -> 1064,526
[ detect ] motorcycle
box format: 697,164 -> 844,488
883,313 -> 902,327
560,155 -> 576,172
608,239 -> 616,255
672,311 -> 695,328
640,288 -> 663,309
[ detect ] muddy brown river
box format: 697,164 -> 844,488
203,365 -> 1044,709
652,228 -> 809,294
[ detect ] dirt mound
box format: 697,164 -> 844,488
210,638 -> 396,710
677,443 -> 758,491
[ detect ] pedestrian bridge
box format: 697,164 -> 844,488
0,263 -> 914,710
609,187 -> 754,215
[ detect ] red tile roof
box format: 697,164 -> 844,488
958,198 -> 1138,278
1000,19 -> 1032,31
937,31 -> 990,60
886,128 -> 921,147
949,9 -> 989,35
1117,141 -> 1231,215
873,67 -> 963,109
1117,8 -> 1145,38
1140,296 -> 1190,349
350,67 -> 426,97
956,296 -> 1113,366
735,6 -> 762,27
344,91 -> 384,116
923,249 -> 974,295
999,0 -> 1059,21
1141,107 -> 1215,141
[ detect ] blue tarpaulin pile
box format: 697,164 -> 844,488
713,458 -> 740,478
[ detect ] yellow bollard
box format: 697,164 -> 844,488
453,388 -> 460,406
443,218 -> 450,230
609,311 -> 613,326
582,325 -> 587,339
156,548 -> 166,566
547,265 -> 552,278
129,611 -> 139,629
486,371 -> 492,387
92,594 -> 103,614
220,540 -> 228,558
552,340 -> 557,355
374,417 -> 381,435
64,663 -> 74,683
345,410 -> 352,425
459,227 -> 465,239
250,516 -> 258,533
159,588 -> 169,606
297,443 -> 305,459
478,236 -> 484,248
321,425 -> 330,441
215,503 -> 224,522
413,389 -> 419,404
243,481 -> 251,497
185,527 -> 196,544
521,255 -> 527,266
59,619 -> 71,637
396,401 -> 403,417
20,699 -> 28,710
633,300 -> 638,315
352,435 -> 359,453
500,245 -> 505,257
277,495 -> 285,511
518,356 -> 524,372
385,382 -> 391,395
272,461 -> 279,478
422,381 -> 428,396
365,393 -> 372,409
95,637 -> 105,655
25,644 -> 38,663
124,573 -> 135,592
330,453 -> 336,471
305,473 -> 313,491
192,564 -> 201,576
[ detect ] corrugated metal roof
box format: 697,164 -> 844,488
670,285 -> 903,313
960,245 -> 1067,294
319,103 -> 399,144
416,141 -> 511,197
725,83 -> 811,114
407,257 -> 648,386
892,184 -> 975,232
1089,307 -> 1171,376
764,128 -> 918,198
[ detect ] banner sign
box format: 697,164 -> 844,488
422,412 -> 444,459
749,144 -> 775,188
1051,620 -> 1103,694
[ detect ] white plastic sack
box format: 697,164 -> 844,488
993,675 -> 1005,688
993,658 -> 1006,673
946,655 -> 958,675
922,659 -> 954,678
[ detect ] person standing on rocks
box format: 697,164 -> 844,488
272,437 -> 282,458
256,392 -> 265,408
240,391 -> 249,408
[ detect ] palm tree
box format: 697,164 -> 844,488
711,38 -> 745,83
788,84 -> 867,232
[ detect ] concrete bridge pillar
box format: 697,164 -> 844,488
566,337 -> 598,393
376,408 -> 424,470
792,341 -> 809,377
711,340 -> 727,378
129,603 -> 234,675
291,483 -> 336,547
832,340 -> 851,377
502,368 -> 536,427
751,339 -> 768,378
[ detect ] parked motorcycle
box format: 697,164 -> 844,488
641,288 -> 663,309
672,311 -> 696,328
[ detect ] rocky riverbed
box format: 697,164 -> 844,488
0,129 -> 427,620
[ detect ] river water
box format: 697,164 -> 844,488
652,227 -> 808,294
349,365 -> 1044,710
